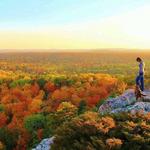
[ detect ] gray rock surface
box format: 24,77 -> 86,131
32,137 -> 54,150
99,89 -> 150,114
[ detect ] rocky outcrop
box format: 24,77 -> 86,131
32,137 -> 54,150
99,89 -> 150,114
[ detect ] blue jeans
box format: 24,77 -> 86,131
136,72 -> 144,91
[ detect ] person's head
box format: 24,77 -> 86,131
136,57 -> 142,62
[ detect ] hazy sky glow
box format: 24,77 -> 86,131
0,0 -> 150,50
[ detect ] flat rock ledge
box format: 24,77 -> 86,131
99,89 -> 150,114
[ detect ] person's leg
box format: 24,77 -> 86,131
140,75 -> 144,91
136,75 -> 140,86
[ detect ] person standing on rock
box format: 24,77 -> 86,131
136,57 -> 145,91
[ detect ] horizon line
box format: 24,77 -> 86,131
0,48 -> 150,52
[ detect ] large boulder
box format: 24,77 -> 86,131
99,89 -> 150,114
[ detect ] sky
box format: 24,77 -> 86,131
0,0 -> 150,50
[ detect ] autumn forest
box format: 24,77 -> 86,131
0,51 -> 150,150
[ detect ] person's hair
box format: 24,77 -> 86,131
136,57 -> 142,62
